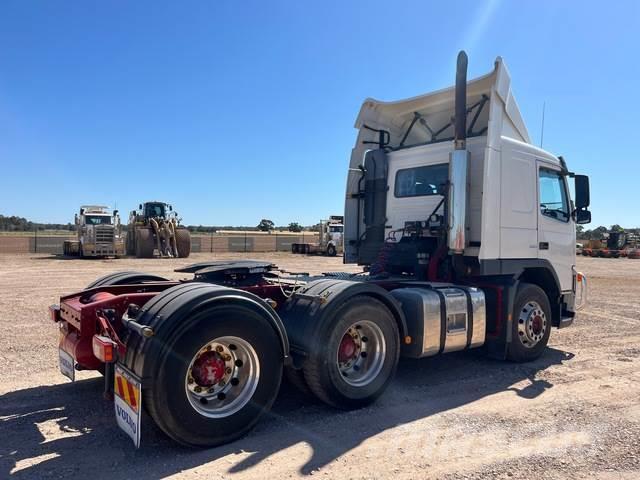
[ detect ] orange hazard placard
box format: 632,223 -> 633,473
114,368 -> 140,413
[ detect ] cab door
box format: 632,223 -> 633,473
537,163 -> 574,291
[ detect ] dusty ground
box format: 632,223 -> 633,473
0,253 -> 638,479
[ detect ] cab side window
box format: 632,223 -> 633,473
539,168 -> 569,222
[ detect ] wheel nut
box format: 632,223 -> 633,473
187,376 -> 194,384
208,388 -> 215,394
216,345 -> 224,352
226,367 -> 232,374
194,386 -> 202,393
224,354 -> 232,361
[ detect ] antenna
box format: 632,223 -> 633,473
540,101 -> 546,148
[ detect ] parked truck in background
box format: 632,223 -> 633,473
50,52 -> 590,449
291,216 -> 344,256
63,205 -> 124,258
126,201 -> 191,258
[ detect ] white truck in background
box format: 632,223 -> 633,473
63,205 -> 124,257
291,216 -> 344,256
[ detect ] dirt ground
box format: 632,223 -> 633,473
0,253 -> 639,479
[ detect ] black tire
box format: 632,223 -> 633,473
327,244 -> 337,257
507,283 -> 552,362
302,295 -> 399,409
284,366 -> 313,397
85,271 -> 169,289
144,304 -> 283,447
135,228 -> 155,258
292,244 -> 299,254
126,230 -> 135,256
175,229 -> 191,258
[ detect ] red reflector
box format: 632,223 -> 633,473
49,304 -> 61,322
92,335 -> 116,363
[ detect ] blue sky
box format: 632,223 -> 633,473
1,1 -> 638,228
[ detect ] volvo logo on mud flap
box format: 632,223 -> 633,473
116,404 -> 137,434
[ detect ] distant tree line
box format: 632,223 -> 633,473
577,224 -> 640,240
0,214 -> 75,232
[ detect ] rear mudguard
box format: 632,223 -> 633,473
122,282 -> 289,382
280,278 -> 407,367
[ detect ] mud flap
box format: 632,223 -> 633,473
114,364 -> 142,448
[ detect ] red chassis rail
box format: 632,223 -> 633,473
51,281 -> 290,371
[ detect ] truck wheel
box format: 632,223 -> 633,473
284,366 -> 313,396
292,244 -> 298,254
507,283 -> 552,362
135,229 -> 155,258
126,231 -> 134,256
327,244 -> 337,257
303,295 -> 399,409
144,304 -> 283,447
176,229 -> 191,258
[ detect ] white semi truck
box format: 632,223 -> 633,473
63,205 -> 124,258
291,216 -> 344,256
51,52 -> 590,448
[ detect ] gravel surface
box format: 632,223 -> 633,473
0,253 -> 638,479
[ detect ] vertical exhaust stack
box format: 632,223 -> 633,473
448,51 -> 469,254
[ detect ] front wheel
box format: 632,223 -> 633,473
303,296 -> 399,409
326,244 -> 337,257
507,283 -> 552,362
145,305 -> 283,447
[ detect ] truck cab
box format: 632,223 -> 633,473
64,205 -> 124,257
344,53 -> 590,353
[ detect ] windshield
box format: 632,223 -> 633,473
329,225 -> 343,233
145,203 -> 166,218
84,215 -> 112,225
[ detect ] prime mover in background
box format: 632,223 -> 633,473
291,216 -> 344,256
51,52 -> 590,448
126,201 -> 191,258
63,205 -> 124,258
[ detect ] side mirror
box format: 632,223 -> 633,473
74,214 -> 79,225
113,209 -> 118,216
169,205 -> 173,211
139,204 -> 143,210
576,209 -> 591,225
574,175 -> 590,209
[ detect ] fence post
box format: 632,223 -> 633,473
34,228 -> 38,253
210,230 -> 213,253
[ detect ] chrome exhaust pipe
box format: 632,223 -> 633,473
448,51 -> 469,254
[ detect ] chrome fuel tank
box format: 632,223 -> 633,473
390,286 -> 486,358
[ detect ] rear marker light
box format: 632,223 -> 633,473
49,304 -> 61,322
92,335 -> 117,363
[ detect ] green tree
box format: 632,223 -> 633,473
288,222 -> 303,232
257,219 -> 275,232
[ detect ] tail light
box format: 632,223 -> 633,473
92,335 -> 117,363
49,304 -> 61,322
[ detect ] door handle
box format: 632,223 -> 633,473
539,242 -> 549,250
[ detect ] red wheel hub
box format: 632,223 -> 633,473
532,315 -> 543,334
338,334 -> 357,364
192,351 -> 226,386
